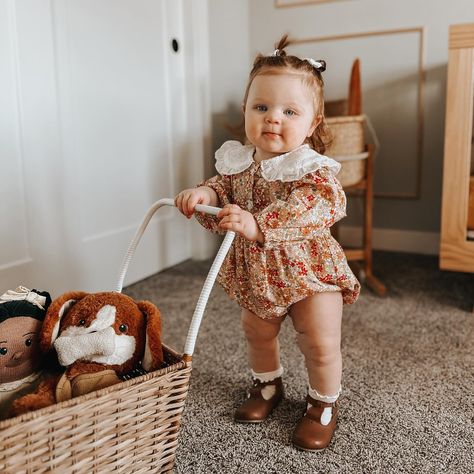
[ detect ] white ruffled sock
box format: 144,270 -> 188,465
250,366 -> 284,383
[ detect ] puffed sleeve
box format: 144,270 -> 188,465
193,174 -> 232,234
255,167 -> 346,249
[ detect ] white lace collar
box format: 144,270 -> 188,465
215,140 -> 341,182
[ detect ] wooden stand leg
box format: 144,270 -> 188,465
362,143 -> 386,296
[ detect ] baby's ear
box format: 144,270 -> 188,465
137,300 -> 163,371
40,291 -> 88,352
308,114 -> 322,137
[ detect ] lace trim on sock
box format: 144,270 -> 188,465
251,366 -> 283,383
308,385 -> 341,404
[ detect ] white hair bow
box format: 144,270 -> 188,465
0,286 -> 47,310
303,58 -> 324,70
268,50 -> 324,71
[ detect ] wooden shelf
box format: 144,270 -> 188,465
440,23 -> 474,275
329,58 -> 386,296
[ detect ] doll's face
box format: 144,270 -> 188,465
0,317 -> 42,384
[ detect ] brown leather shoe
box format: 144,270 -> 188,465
234,377 -> 284,423
292,395 -> 338,451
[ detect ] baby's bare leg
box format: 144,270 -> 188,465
290,292 -> 343,395
235,308 -> 284,423
241,308 -> 283,373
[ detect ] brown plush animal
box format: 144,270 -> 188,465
11,291 -> 163,416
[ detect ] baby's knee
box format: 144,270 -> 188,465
309,347 -> 341,367
241,310 -> 281,342
296,333 -> 341,363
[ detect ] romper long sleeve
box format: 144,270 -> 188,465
194,141 -> 360,319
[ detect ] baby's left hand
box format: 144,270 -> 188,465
218,204 -> 264,244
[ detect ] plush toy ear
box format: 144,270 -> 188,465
40,291 -> 88,352
137,300 -> 164,371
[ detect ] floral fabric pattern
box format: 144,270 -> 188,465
195,142 -> 360,319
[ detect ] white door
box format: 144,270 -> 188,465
0,0 -> 211,295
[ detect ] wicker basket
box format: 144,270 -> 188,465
0,347 -> 190,473
326,115 -> 367,188
0,199 -> 234,474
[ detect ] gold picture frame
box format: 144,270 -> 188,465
275,0 -> 348,7
291,27 -> 426,199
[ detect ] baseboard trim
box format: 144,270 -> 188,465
339,226 -> 440,256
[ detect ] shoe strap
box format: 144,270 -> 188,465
248,377 -> 282,397
306,394 -> 338,409
305,395 -> 337,424
252,376 -> 282,387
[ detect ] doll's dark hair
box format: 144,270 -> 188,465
0,290 -> 51,324
242,35 -> 332,154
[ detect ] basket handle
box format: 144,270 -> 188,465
114,198 -> 235,359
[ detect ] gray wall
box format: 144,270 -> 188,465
208,0 -> 474,251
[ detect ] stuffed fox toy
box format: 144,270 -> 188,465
11,291 -> 164,416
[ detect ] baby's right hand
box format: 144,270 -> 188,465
175,187 -> 215,218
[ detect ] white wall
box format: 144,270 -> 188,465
208,0 -> 250,169
208,0 -> 474,254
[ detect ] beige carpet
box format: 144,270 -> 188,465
125,251 -> 474,474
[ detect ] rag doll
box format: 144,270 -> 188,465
0,286 -> 51,419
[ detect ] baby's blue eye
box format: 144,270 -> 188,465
284,109 -> 296,116
255,105 -> 267,112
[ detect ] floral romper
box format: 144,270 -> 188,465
195,140 -> 360,319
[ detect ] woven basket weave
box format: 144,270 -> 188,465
0,346 -> 190,473
0,199 -> 234,474
326,115 -> 366,187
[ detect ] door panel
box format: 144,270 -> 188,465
0,1 -> 30,270
1,0 -> 203,294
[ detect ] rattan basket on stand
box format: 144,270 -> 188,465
326,115 -> 367,188
0,199 -> 234,474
